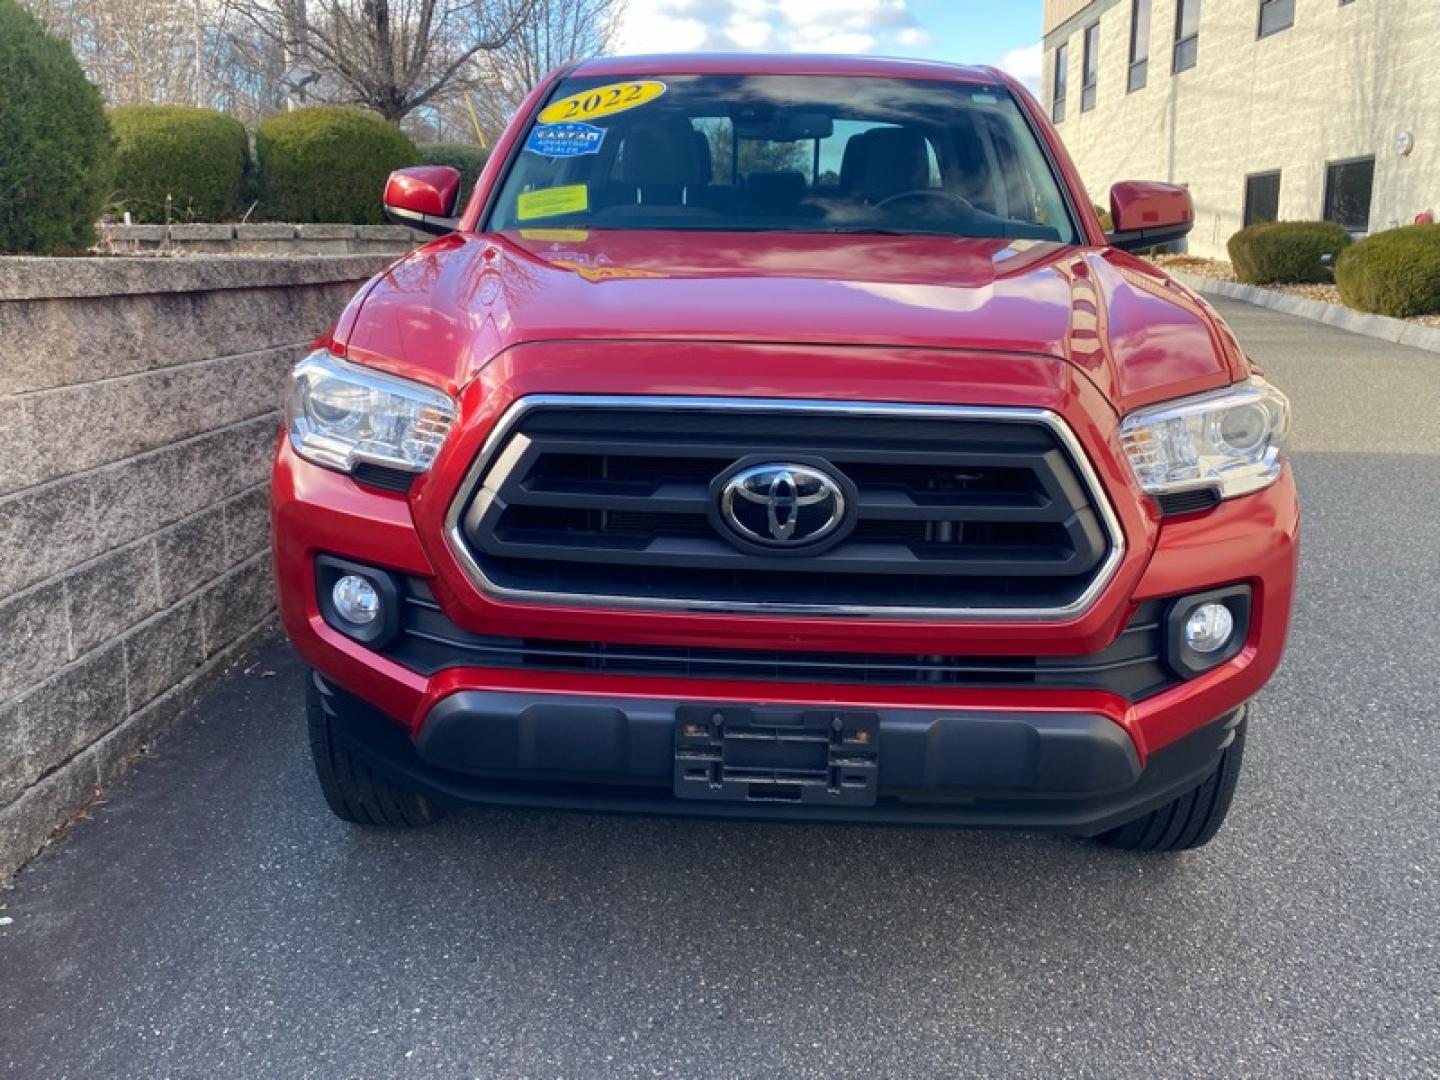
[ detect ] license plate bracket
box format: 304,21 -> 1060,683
674,705 -> 879,806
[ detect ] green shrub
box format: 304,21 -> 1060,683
1227,221 -> 1351,285
256,106 -> 417,224
109,105 -> 249,223
1092,202 -> 1114,233
1335,224 -> 1440,318
419,142 -> 490,194
0,0 -> 112,253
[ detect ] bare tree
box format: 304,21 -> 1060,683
228,0 -> 537,123
24,0 -> 288,122
469,0 -> 624,137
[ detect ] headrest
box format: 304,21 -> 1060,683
844,127 -> 931,203
620,115 -> 704,188
691,130 -> 714,185
746,170 -> 806,209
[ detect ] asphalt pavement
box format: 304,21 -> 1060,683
2,298 -> 1437,1078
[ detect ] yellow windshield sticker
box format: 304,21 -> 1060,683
538,80 -> 667,125
519,228 -> 590,242
517,185 -> 589,221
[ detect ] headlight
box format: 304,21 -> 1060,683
285,350 -> 457,474
1119,377 -> 1291,500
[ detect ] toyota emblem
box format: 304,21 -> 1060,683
716,462 -> 849,549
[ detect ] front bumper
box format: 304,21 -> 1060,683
273,343 -> 1300,833
313,669 -> 1247,833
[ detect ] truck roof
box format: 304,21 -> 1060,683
570,53 -> 1002,85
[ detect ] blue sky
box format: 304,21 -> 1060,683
615,1 -> 1045,93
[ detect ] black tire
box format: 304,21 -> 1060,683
306,672 -> 445,828
1095,713 -> 1246,852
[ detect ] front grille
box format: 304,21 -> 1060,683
447,397 -> 1121,617
384,578 -> 1177,700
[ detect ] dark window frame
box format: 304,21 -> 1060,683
1322,155 -> 1376,234
1128,0 -> 1151,92
1052,42 -> 1069,122
1081,23 -> 1100,112
1258,0 -> 1295,38
1243,170 -> 1281,228
1173,0 -> 1200,73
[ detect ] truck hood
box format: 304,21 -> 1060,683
338,230 -> 1240,412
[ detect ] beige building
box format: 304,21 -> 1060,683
1042,0 -> 1440,258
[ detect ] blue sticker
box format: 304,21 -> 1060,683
526,122 -> 607,158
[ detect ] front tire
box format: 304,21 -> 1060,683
1095,712 -> 1246,852
306,672 -> 446,828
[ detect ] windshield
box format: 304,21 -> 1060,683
487,74 -> 1079,243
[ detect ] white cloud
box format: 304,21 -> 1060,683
995,42 -> 1043,97
895,26 -> 934,50
616,0 -> 926,56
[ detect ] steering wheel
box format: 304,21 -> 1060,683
873,189 -> 975,213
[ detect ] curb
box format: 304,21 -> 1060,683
1170,271 -> 1440,356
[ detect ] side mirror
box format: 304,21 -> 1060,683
1106,181 -> 1194,252
383,166 -> 463,236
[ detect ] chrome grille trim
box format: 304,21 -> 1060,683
442,395 -> 1126,621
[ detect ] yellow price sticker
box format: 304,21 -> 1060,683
538,80 -> 667,125
516,185 -> 589,221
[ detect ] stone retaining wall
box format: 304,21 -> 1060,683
97,222 -> 428,256
0,254 -> 395,880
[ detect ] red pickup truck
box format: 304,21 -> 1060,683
273,54 -> 1297,851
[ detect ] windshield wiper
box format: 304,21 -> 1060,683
816,226 -> 951,237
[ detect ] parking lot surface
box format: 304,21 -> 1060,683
2,299 -> 1437,1078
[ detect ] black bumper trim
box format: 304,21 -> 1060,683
313,672 -> 1245,835
418,690 -> 1143,795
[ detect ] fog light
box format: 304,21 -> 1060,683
1183,602 -> 1235,654
332,574 -> 380,625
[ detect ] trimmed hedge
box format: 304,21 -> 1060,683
419,142 -> 490,193
0,0 -> 112,253
1335,225 -> 1440,318
256,106 -> 417,224
1227,221 -> 1351,285
1093,202 -> 1114,233
110,105 -> 249,223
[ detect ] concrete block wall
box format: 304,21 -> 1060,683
0,255 -> 394,880
1043,0 -> 1440,259
96,222 -> 429,256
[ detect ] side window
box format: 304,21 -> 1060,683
1052,42 -> 1068,122
1323,156 -> 1375,233
692,117 -> 733,186
697,117 -> 810,185
1174,0 -> 1200,73
1243,170 -> 1281,227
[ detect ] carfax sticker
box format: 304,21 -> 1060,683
516,184 -> 589,220
538,80 -> 667,125
525,121 -> 606,158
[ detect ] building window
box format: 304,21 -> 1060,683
1174,0 -> 1200,73
1129,0 -> 1151,92
1052,42 -> 1068,122
1244,171 -> 1282,227
1323,156 -> 1375,233
1081,24 -> 1100,111
1258,0 -> 1294,37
